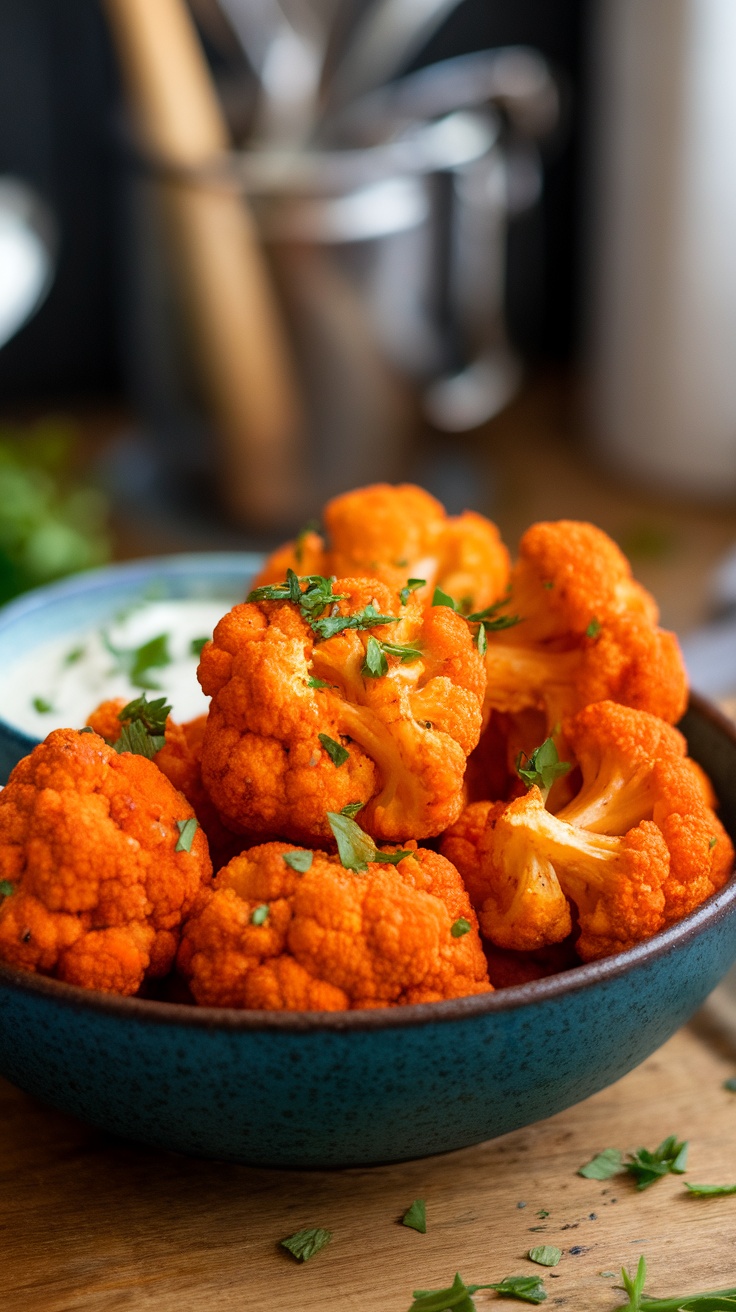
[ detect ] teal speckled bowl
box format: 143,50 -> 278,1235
0,557 -> 734,1167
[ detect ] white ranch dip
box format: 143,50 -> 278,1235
0,598 -> 231,739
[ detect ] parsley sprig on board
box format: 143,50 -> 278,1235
620,1255 -> 736,1310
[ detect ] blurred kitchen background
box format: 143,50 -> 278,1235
3,0 -> 736,699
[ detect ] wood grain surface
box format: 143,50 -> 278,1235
3,995 -> 736,1312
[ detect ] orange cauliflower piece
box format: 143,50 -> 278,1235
198,575 -> 485,844
177,840 -> 491,1008
0,728 -> 212,994
482,521 -> 687,736
252,483 -> 510,613
470,702 -> 733,960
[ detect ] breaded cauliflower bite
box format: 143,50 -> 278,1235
444,703 -> 733,962
482,521 -> 688,738
177,840 -> 491,1009
0,728 -> 212,994
252,482 -> 510,614
197,574 -> 485,844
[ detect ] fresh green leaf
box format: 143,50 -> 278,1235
489,1275 -> 547,1303
626,1136 -> 689,1190
431,586 -> 458,610
402,1199 -> 426,1233
318,733 -> 349,767
618,1255 -> 736,1311
102,630 -> 172,691
536,1210 -> 550,1219
578,1148 -> 624,1180
685,1183 -> 736,1196
280,1226 -> 332,1263
362,635 -> 388,678
0,880 -> 15,899
400,578 -> 425,605
586,618 -> 601,639
516,738 -> 571,796
250,904 -> 269,926
528,1247 -> 561,1268
380,640 -> 422,662
622,1256 -> 648,1311
283,850 -> 313,873
311,602 -> 399,642
247,568 -> 304,607
466,595 -> 521,632
408,1273 -> 496,1312
308,676 -> 331,689
111,693 -> 171,758
175,818 -> 198,853
190,636 -> 208,657
450,918 -> 472,938
340,802 -> 364,819
326,812 -> 411,873
32,696 -> 53,714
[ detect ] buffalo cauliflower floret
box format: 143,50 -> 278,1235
177,839 -> 491,1009
0,728 -> 212,994
447,702 -> 733,960
197,574 -> 485,844
482,521 -> 687,739
252,483 -> 510,613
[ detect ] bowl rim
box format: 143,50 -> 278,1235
0,691 -> 733,1034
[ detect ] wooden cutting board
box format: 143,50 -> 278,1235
3,987 -> 736,1311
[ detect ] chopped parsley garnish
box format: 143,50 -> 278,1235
537,1209 -> 550,1219
78,726 -> 95,734
294,519 -> 320,564
175,818 -> 199,853
248,569 -> 401,641
528,1247 -> 561,1268
578,1148 -> 624,1180
340,802 -> 364,819
63,645 -> 85,665
408,1273 -> 498,1311
450,917 -> 471,938
283,850 -> 313,873
432,586 -> 457,610
250,904 -> 269,926
620,1255 -> 736,1310
625,1136 -> 688,1189
102,630 -> 172,691
402,1199 -> 426,1233
318,733 -> 349,767
400,578 -> 425,605
326,812 -> 411,873
586,617 -> 601,639
0,881 -> 15,899
517,737 -> 571,796
685,1181 -> 736,1196
362,635 -> 422,677
476,625 -> 487,655
111,693 -> 170,759
280,1226 -> 332,1263
431,586 -> 520,636
190,636 -> 208,657
709,836 -> 718,850
32,696 -> 53,714
308,676 -> 331,689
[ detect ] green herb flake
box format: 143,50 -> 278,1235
489,1275 -> 547,1304
362,635 -> 388,678
78,726 -> 95,734
626,1135 -> 688,1190
294,519 -> 320,565
308,676 -> 331,689
476,624 -> 487,655
103,630 -> 172,691
249,570 -> 401,643
283,850 -> 313,874
517,737 -> 571,796
313,602 -> 399,643
536,1209 -> 550,1219
578,1148 -> 624,1180
175,817 -> 199,853
279,1226 -> 332,1263
619,1255 -> 736,1310
709,836 -> 718,850
190,636 -> 208,657
32,696 -> 53,714
543,581 -> 554,590
402,1199 -> 426,1233
318,733 -> 349,767
528,1247 -> 561,1268
685,1182 -> 736,1196
724,1077 -> 736,1092
111,693 -> 171,759
450,917 -> 472,938
408,1273 -> 497,1311
585,617 -> 601,639
250,904 -> 269,926
326,812 -> 411,873
466,596 -> 521,632
400,578 -> 426,606
63,645 -> 85,666
431,586 -> 458,610
0,880 -> 15,899
340,802 -> 364,819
